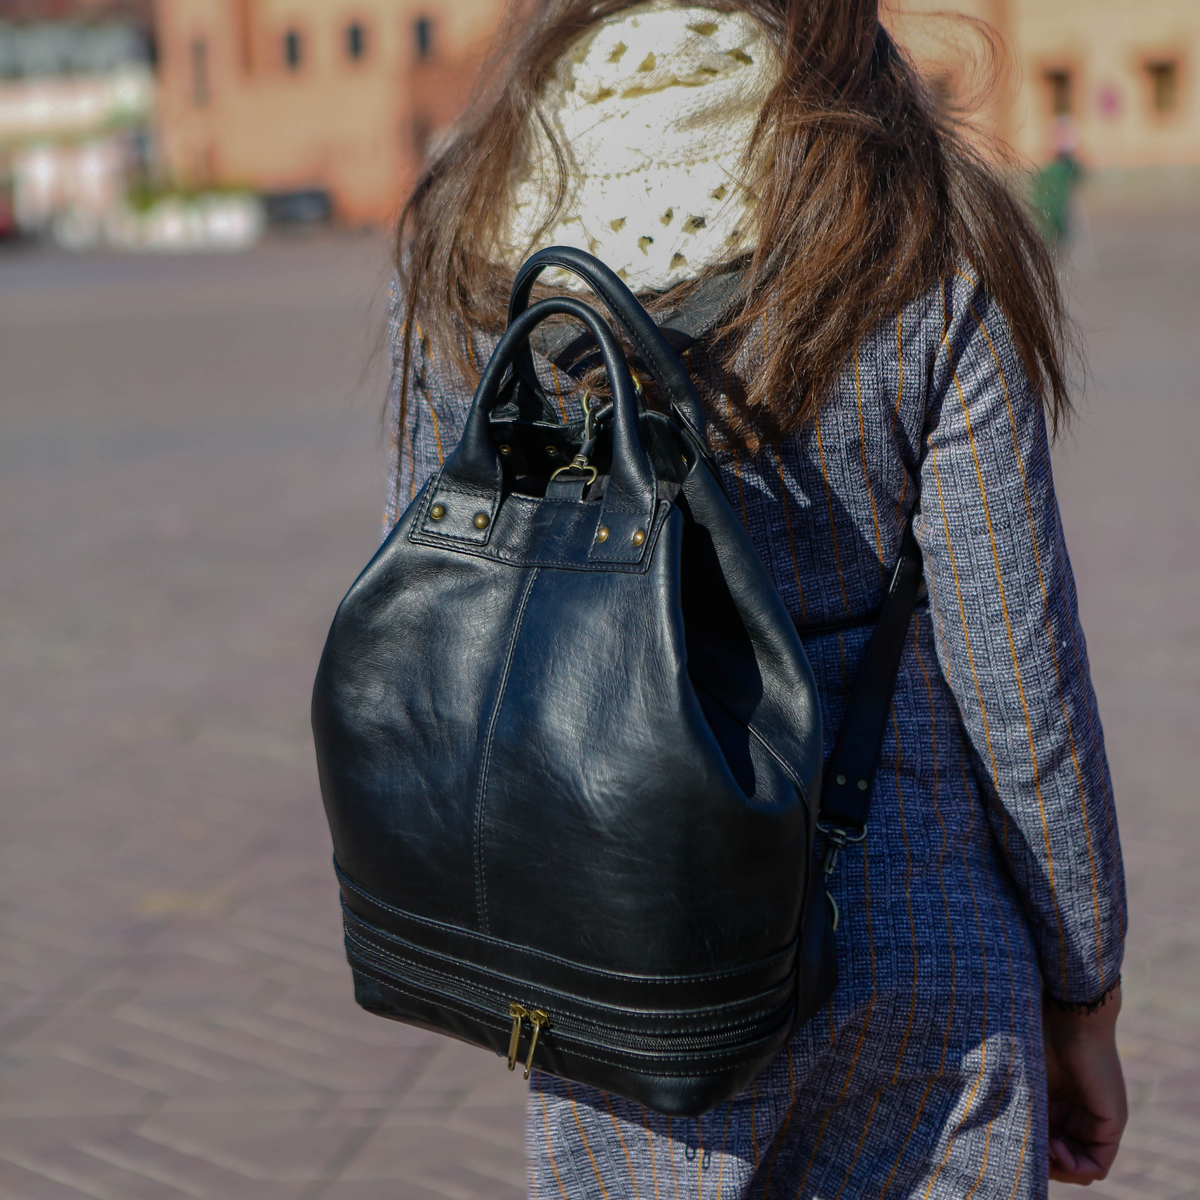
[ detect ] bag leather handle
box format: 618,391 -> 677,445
441,295 -> 656,517
509,246 -> 709,450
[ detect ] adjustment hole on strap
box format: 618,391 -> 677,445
857,779 -> 868,791
835,774 -> 846,787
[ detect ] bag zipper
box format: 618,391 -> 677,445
345,921 -> 791,1066
507,1003 -> 549,1078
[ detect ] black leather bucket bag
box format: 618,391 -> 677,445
312,248 -> 837,1116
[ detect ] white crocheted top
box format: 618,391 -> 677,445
498,0 -> 780,292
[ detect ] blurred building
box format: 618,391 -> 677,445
0,0 -> 155,237
153,0 -> 497,225
895,0 -> 1199,207
150,1 -> 1198,230
1007,0 -> 1199,207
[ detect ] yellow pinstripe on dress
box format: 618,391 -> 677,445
382,270 -> 1125,1200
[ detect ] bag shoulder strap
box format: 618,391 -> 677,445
818,523 -> 924,833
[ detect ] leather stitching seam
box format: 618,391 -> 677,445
345,930 -> 790,1037
335,862 -> 797,985
473,566 -> 540,935
343,909 -> 792,1024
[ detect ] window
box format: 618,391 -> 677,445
283,28 -> 303,71
346,22 -> 367,61
414,16 -> 433,61
190,37 -> 209,107
1044,69 -> 1073,117
1146,59 -> 1179,114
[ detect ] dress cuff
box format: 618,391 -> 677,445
1044,976 -> 1121,1016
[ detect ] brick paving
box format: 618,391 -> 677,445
0,216 -> 1197,1198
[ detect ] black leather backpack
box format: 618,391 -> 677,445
312,247 -> 921,1116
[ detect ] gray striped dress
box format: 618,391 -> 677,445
383,268 -> 1126,1200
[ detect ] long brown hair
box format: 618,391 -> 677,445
395,0 -> 1071,449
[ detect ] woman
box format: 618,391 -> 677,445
385,0 -> 1127,1194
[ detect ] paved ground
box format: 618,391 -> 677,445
0,216 -> 1196,1199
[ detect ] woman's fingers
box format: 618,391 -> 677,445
1049,1136 -> 1084,1182
1048,1122 -> 1122,1183
1049,1136 -> 1101,1183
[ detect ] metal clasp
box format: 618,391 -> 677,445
817,822 -> 866,931
582,391 -> 600,444
817,821 -> 867,878
549,458 -> 598,486
548,393 -> 604,488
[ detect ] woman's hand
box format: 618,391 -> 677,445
1043,985 -> 1127,1184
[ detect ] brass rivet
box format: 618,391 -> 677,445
545,445 -> 559,456
835,773 -> 847,786
430,503 -> 446,520
857,778 -> 868,791
499,443 -> 513,455
632,529 -> 646,547
473,512 -> 490,530
596,526 -> 610,543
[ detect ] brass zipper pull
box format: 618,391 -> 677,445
507,1003 -> 528,1071
524,1010 -> 548,1079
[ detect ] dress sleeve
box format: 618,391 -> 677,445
382,273 -> 407,536
382,272 -> 467,538
914,271 -> 1126,1004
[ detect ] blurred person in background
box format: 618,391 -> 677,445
386,0 -> 1127,1195
1034,118 -> 1083,251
